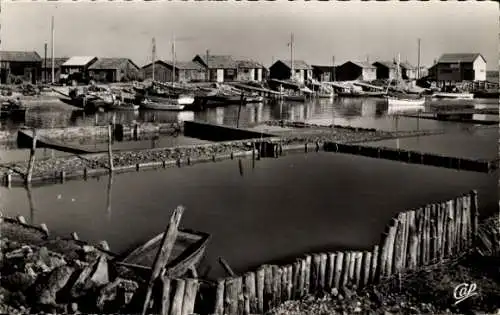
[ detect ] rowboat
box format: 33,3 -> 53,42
118,229 -> 210,277
387,97 -> 426,107
282,94 -> 307,102
432,92 -> 474,100
140,98 -> 185,111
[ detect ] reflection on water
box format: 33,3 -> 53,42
3,97 -> 492,133
1,153 -> 497,279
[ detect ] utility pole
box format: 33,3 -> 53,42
44,43 -> 48,83
205,49 -> 210,81
51,16 -> 55,84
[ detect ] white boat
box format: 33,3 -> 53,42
431,92 -> 474,100
140,98 -> 185,111
387,97 -> 425,107
177,94 -> 195,105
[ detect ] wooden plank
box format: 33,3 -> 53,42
326,253 -> 336,290
263,265 -> 273,312
142,206 -> 184,315
304,255 -> 311,295
401,211 -> 409,270
341,251 -> 351,288
446,200 -> 454,258
393,213 -> 405,274
384,221 -> 398,278
439,202 -> 448,261
298,259 -> 306,298
471,190 -> 479,246
235,277 -> 244,315
461,195 -> 470,250
311,254 -> 321,293
160,275 -> 171,315
225,278 -> 239,315
272,266 -> 281,308
256,267 -> 265,314
333,251 -> 344,289
26,129 -> 38,184
169,279 -> 186,315
292,261 -> 301,299
417,208 -> 425,266
213,279 -> 225,315
362,251 -> 372,288
319,253 -> 327,291
370,245 -> 379,284
244,272 -> 257,314
354,252 -> 363,288
407,210 -> 418,269
218,258 -> 235,277
286,265 -> 293,301
348,251 -> 356,285
454,197 -> 463,254
181,279 -> 198,315
280,266 -> 288,302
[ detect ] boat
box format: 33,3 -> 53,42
474,90 -> 499,99
140,98 -> 185,111
1,99 -> 27,120
118,229 -> 210,277
432,92 -> 474,100
385,52 -> 425,108
282,94 -> 308,102
111,103 -> 140,111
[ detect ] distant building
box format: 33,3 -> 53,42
0,51 -> 42,84
311,65 -> 335,82
88,58 -> 141,82
60,56 -> 98,81
336,61 -> 376,81
142,60 -> 206,83
41,57 -> 69,83
192,54 -> 238,82
400,61 -> 418,80
372,61 -> 398,80
269,60 -> 312,83
235,59 -> 264,82
435,53 -> 487,82
486,70 -> 498,83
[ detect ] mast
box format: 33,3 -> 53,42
417,38 -> 421,79
332,55 -> 336,82
152,37 -> 156,82
290,33 -> 294,80
51,16 -> 55,84
44,43 -> 47,83
205,49 -> 210,81
172,35 -> 176,86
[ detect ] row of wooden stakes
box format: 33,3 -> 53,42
209,191 -> 479,315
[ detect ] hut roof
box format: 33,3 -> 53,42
236,59 -> 263,69
373,61 -> 398,69
164,61 -> 206,70
350,61 -> 376,69
195,55 -> 237,69
88,58 -> 139,70
0,51 -> 42,62
278,60 -> 311,70
437,53 -> 486,64
62,56 -> 97,67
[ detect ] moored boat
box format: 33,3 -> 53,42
140,98 -> 185,111
432,92 -> 474,100
118,229 -> 210,277
387,97 -> 426,107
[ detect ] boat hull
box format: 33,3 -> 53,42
118,229 -> 210,278
431,92 -> 474,100
387,97 -> 426,107
141,101 -> 185,111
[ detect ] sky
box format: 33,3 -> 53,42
2,1 -> 498,69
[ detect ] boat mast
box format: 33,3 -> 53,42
152,37 -> 156,82
417,38 -> 421,79
172,35 -> 176,87
290,33 -> 294,81
332,55 -> 336,82
51,16 -> 55,84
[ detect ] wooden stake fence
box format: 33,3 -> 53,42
210,191 -> 480,314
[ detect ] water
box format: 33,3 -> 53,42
1,152 -> 497,279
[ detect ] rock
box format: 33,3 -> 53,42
87,255 -> 109,287
5,245 -> 33,259
36,265 -> 74,305
2,272 -> 37,292
96,278 -> 138,311
69,263 -> 94,299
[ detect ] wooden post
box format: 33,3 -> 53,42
26,129 -> 38,184
362,251 -> 372,287
348,251 -> 356,284
385,221 -> 397,278
292,260 -> 301,299
354,252 -> 363,288
280,267 -> 288,303
393,213 -> 405,274
256,267 -> 265,313
326,253 -> 336,290
244,272 -> 257,314
237,93 -> 244,129
214,279 -> 225,315
341,251 -> 351,288
470,190 -> 479,248
286,265 -> 293,301
333,251 -> 343,289
298,259 -> 306,298
407,210 -> 418,269
170,279 -> 186,315
235,277 -> 244,315
40,223 -> 49,237
83,167 -> 88,180
99,240 -> 110,251
71,232 -> 79,241
161,275 -> 171,315
303,255 -> 311,295
141,206 -> 184,315
311,254 -> 321,292
252,141 -> 256,169
108,124 -> 114,172
461,194 -> 470,250
446,200 -> 454,259
225,278 -> 239,315
319,253 -> 327,291
263,265 -> 273,312
272,266 -> 281,307
370,245 -> 379,284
